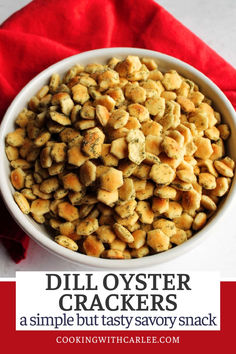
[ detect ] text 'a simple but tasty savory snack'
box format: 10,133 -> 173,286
6,55 -> 235,259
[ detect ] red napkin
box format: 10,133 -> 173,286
0,0 -> 235,263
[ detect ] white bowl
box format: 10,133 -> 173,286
0,47 -> 236,269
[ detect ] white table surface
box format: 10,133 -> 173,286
0,0 -> 235,278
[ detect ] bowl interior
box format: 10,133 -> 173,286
0,47 -> 236,269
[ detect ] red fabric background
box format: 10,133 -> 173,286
0,0 -> 236,263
